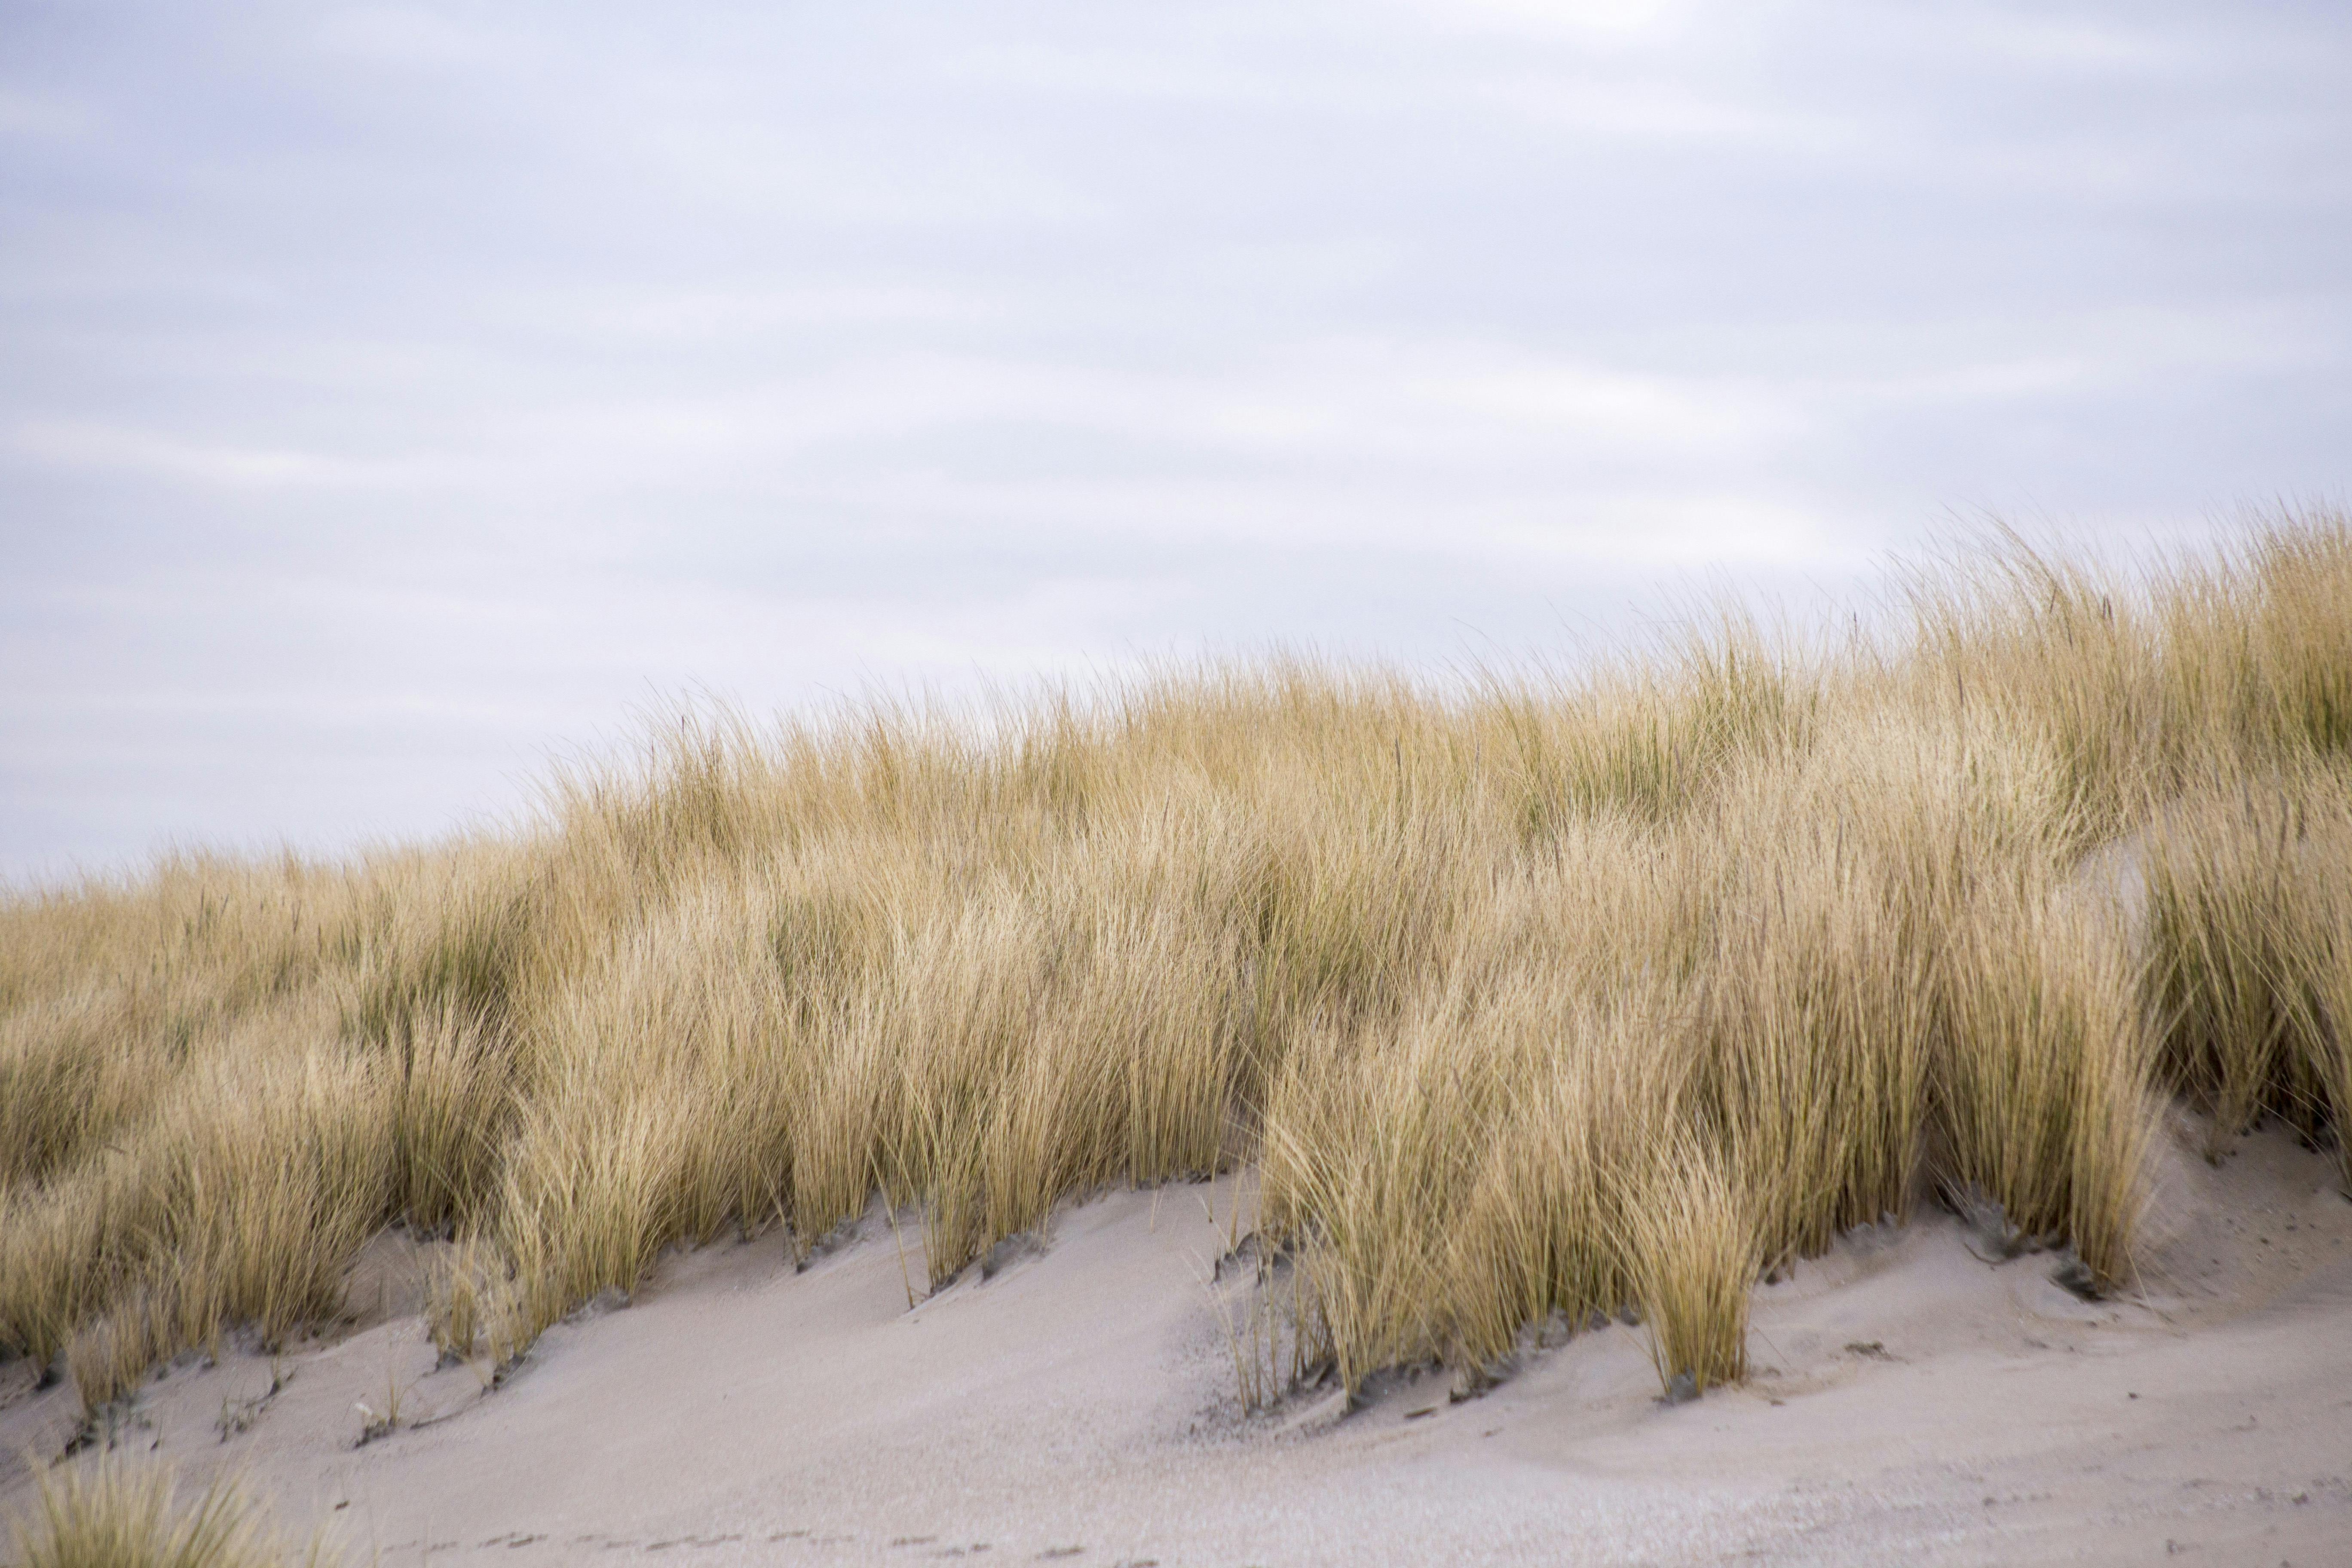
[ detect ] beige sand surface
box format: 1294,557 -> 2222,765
5,1115 -> 2350,1568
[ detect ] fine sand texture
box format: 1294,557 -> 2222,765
5,1116 -> 2349,1568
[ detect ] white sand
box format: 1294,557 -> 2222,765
5,1113 -> 2349,1567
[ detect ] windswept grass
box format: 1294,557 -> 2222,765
3,512 -> 2350,1414
3,1454 -> 333,1568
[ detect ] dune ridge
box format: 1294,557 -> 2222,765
4,514 -> 2351,1439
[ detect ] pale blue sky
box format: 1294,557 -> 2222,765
4,1 -> 2346,883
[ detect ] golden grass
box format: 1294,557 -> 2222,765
3,1453 -> 332,1568
2144,756 -> 2352,1166
4,512 -> 2350,1415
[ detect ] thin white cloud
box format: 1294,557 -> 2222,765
313,7 -> 505,69
1392,0 -> 1691,43
9,422 -> 441,490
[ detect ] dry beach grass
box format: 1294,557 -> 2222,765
4,512 -> 2351,1461
3,1452 -> 328,1568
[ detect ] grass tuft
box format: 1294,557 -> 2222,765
3,1454 -> 333,1568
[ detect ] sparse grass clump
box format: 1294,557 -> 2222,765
3,511 -> 2349,1412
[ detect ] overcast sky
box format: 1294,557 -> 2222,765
4,1 -> 2346,885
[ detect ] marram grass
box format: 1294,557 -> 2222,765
4,514 -> 2352,1412
3,1454 -> 332,1568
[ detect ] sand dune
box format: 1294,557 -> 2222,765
4,1112 -> 2347,1567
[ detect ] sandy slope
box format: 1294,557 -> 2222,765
5,1115 -> 2350,1568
